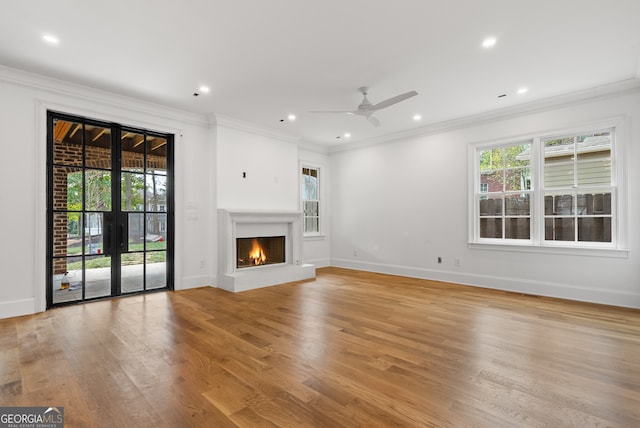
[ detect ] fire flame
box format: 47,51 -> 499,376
249,239 -> 267,265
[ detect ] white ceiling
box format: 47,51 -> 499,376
1,1 -> 640,147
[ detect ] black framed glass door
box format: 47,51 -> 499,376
46,112 -> 174,307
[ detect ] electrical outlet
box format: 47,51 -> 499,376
454,258 -> 461,267
200,260 -> 205,268
437,256 -> 442,264
353,250 -> 358,257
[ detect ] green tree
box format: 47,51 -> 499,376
480,144 -> 531,191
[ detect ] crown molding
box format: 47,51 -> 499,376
213,113 -> 301,144
0,64 -> 209,128
296,140 -> 331,155
212,113 -> 329,154
328,78 -> 640,154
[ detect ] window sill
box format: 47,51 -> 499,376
304,234 -> 326,241
468,242 -> 629,258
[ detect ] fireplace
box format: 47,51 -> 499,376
236,236 -> 285,268
217,209 -> 316,292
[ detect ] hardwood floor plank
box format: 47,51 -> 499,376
1,267 -> 639,427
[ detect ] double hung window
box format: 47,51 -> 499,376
301,166 -> 320,235
472,125 -> 620,249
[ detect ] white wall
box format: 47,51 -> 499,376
216,124 -> 299,211
0,67 -> 213,318
215,124 -> 330,269
329,90 -> 640,308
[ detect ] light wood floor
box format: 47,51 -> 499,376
1,267 -> 639,427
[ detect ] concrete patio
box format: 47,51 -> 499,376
53,262 -> 167,304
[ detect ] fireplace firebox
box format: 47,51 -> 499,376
236,236 -> 285,268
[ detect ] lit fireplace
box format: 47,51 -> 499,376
236,236 -> 285,269
218,209 -> 315,292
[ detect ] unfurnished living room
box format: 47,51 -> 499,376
1,1 -> 639,427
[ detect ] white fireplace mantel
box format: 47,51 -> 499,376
217,209 -> 315,292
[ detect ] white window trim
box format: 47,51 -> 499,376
468,116 -> 629,256
300,162 -> 324,237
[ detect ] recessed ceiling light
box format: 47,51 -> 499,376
287,114 -> 296,121
344,133 -> 351,138
517,87 -> 529,94
198,85 -> 210,94
42,34 -> 59,45
482,37 -> 497,49
413,114 -> 422,121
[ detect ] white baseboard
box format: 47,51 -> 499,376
0,298 -> 37,319
330,258 -> 640,309
178,275 -> 214,290
304,257 -> 330,268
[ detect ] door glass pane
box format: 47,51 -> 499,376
85,169 -> 112,211
122,132 -> 145,172
52,257 -> 82,304
127,213 -> 145,250
147,136 -> 167,174
121,173 -> 145,211
53,119 -> 82,166
85,255 -> 112,299
122,252 -> 144,293
53,167 -> 83,211
53,213 -> 82,256
146,174 -> 167,211
146,251 -> 166,289
146,214 -> 167,250
84,213 -> 104,255
85,125 -> 112,169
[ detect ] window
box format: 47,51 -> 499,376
478,142 -> 532,240
472,126 -> 620,249
301,166 -> 320,234
543,131 -> 613,243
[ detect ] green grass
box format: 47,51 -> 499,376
66,249 -> 166,270
65,240 -> 166,257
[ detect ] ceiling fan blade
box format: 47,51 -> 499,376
371,90 -> 418,111
367,115 -> 381,127
308,110 -> 355,114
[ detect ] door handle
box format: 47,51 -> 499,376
104,223 -> 112,255
119,224 -> 125,249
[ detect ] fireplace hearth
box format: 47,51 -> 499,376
217,209 -> 316,292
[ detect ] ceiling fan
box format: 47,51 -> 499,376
309,87 -> 418,127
